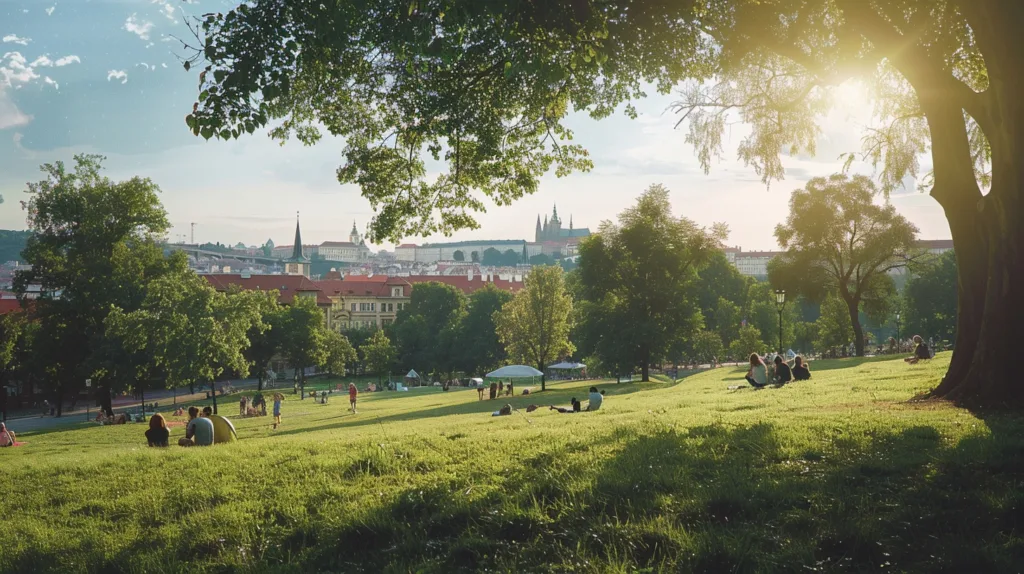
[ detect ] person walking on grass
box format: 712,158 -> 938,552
745,353 -> 769,389
348,383 -> 358,414
272,393 -> 284,429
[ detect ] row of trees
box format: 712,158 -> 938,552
0,157 -> 357,417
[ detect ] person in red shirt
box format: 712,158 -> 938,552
348,383 -> 358,414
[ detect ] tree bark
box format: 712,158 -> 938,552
840,289 -> 865,357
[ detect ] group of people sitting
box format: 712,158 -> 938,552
744,353 -> 811,389
490,386 -> 606,417
144,406 -> 238,447
904,335 -> 934,364
239,393 -> 268,417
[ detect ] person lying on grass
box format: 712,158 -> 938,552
179,407 -> 214,447
491,404 -> 514,417
792,356 -> 811,380
773,356 -> 793,385
0,422 -> 16,447
905,335 -> 932,364
145,414 -> 169,447
550,398 -> 582,413
745,353 -> 769,389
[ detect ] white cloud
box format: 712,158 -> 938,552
43,76 -> 58,89
161,63 -> 168,68
54,55 -> 80,67
136,62 -> 157,71
107,69 -> 128,84
2,35 -> 31,46
45,6 -> 55,16
123,15 -> 154,41
1,52 -> 40,86
0,91 -> 30,129
152,0 -> 178,22
30,55 -> 53,67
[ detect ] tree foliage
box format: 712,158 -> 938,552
360,329 -> 396,384
495,265 -> 574,389
729,325 -> 765,362
279,297 -> 331,389
14,155 -> 178,414
903,250 -> 958,344
107,272 -> 272,392
393,282 -> 465,377
322,329 -> 358,376
815,294 -> 854,353
458,284 -> 513,376
770,174 -> 917,356
577,184 -> 723,381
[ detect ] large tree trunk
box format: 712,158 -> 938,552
840,291 -> 865,357
916,1 -> 1024,406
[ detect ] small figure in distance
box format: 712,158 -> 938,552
773,355 -> 792,385
491,403 -> 514,417
586,387 -> 604,411
792,356 -> 811,380
904,335 -> 932,364
179,406 -> 214,447
348,383 -> 358,414
745,353 -> 769,389
145,413 -> 169,447
476,380 -> 485,401
550,398 -> 582,413
272,393 -> 284,429
0,422 -> 16,447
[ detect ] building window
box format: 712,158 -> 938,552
371,302 -> 376,312
350,303 -> 356,311
392,287 -> 403,297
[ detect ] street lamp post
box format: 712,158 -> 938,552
774,290 -> 787,355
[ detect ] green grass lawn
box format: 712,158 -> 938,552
2,353 -> 1023,573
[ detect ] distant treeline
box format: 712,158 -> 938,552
0,230 -> 30,263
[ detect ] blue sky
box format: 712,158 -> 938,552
0,0 -> 951,252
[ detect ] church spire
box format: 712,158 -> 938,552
569,214 -> 573,230
290,212 -> 306,261
535,215 -> 543,242
552,203 -> 559,223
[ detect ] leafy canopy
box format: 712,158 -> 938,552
495,265 -> 574,384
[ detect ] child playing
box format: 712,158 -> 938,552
348,383 -> 358,414
272,393 -> 284,429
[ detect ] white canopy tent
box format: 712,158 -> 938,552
486,365 -> 543,378
547,362 -> 586,370
406,369 -> 420,379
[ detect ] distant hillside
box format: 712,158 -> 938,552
0,230 -> 31,264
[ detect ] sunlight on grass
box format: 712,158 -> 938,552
2,353 -> 1022,572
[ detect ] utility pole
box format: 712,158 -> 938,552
190,222 -> 196,244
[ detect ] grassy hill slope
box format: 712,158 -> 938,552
2,354 -> 1022,573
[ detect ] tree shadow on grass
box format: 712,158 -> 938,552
271,418 -> 1024,573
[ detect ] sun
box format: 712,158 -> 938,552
832,79 -> 874,120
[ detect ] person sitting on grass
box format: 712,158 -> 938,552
745,353 -> 769,389
145,414 -> 169,447
0,422 -> 16,447
773,355 -> 792,385
179,407 -> 214,447
792,356 -> 811,380
905,335 -> 932,364
586,387 -> 604,411
491,403 -> 514,417
550,398 -> 582,413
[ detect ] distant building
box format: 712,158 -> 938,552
319,222 -> 372,262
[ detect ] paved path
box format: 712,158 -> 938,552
5,378 -> 270,434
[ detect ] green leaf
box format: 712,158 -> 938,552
200,126 -> 214,140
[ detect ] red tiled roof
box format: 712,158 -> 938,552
202,274 -> 331,305
0,299 -> 27,315
316,278 -> 409,298
320,241 -> 358,247
342,275 -> 388,283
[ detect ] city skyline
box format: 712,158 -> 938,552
0,1 -> 953,252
